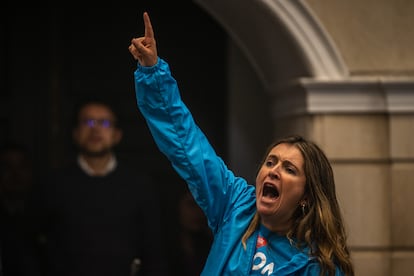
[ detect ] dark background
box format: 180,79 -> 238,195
1,0 -> 228,267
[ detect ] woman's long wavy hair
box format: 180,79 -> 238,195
241,135 -> 354,276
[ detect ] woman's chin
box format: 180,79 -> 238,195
256,203 -> 276,217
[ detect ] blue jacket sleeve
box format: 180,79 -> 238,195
134,58 -> 254,233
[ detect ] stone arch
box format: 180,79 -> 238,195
194,0 -> 348,93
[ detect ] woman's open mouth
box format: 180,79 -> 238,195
262,183 -> 279,199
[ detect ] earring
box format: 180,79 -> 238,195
301,202 -> 306,216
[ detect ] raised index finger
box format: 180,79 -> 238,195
143,12 -> 154,39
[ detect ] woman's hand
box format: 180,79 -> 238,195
129,12 -> 158,67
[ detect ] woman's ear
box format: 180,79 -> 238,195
300,194 -> 308,205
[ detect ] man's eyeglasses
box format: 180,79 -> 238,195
80,119 -> 115,128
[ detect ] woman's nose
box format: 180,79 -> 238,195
268,164 -> 280,179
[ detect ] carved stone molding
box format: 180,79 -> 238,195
272,77 -> 414,117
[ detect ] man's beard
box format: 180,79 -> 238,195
78,146 -> 112,158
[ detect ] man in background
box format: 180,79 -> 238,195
28,99 -> 168,276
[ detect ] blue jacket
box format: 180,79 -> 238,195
134,58 -> 341,275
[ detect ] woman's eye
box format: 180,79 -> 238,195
286,167 -> 296,175
265,160 -> 274,167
